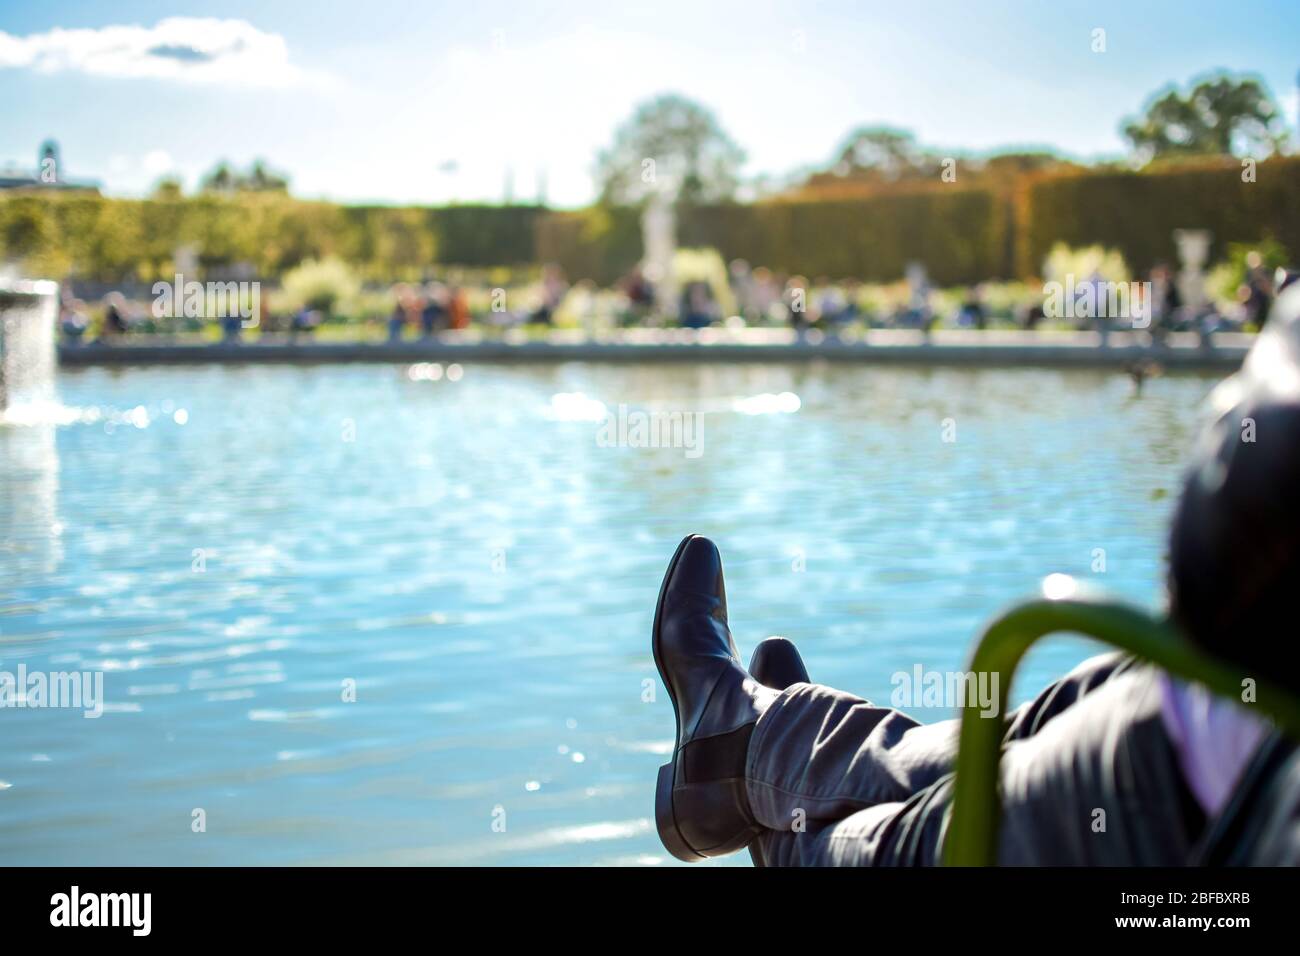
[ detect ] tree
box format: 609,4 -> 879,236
594,94 -> 745,206
828,126 -> 942,182
200,159 -> 290,194
980,152 -> 1072,177
790,126 -> 952,198
150,176 -> 184,200
200,161 -> 236,193
244,160 -> 290,192
1123,73 -> 1287,163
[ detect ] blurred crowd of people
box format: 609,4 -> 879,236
386,281 -> 471,341
1020,256 -> 1298,338
59,252 -> 1300,345
387,264 -> 570,340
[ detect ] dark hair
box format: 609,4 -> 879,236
1169,405 -> 1300,688
1168,290 -> 1300,693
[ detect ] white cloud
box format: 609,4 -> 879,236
142,149 -> 174,176
0,17 -> 319,88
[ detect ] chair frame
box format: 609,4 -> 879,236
943,588 -> 1300,866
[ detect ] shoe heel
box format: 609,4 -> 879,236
655,763 -> 705,862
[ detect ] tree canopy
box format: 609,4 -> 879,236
1123,73 -> 1287,162
200,159 -> 290,194
828,126 -> 943,182
594,94 -> 745,206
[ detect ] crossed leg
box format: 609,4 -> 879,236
745,653 -> 1203,865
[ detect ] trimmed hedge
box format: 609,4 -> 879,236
533,205 -> 643,285
432,204 -> 545,266
1023,156 -> 1300,275
4,158 -> 1297,286
0,193 -> 545,282
682,190 -> 1007,285
534,190 -> 1008,286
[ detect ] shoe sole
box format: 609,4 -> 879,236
652,534 -> 708,862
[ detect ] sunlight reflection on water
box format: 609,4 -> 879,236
0,361 -> 1216,864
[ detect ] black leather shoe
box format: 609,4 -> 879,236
653,535 -> 775,861
749,636 -> 810,689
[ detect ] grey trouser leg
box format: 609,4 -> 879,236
746,653 -> 1203,865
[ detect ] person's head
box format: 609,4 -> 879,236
1168,284 -> 1300,692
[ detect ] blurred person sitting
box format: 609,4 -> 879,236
1242,251 -> 1275,330
447,284 -> 471,331
904,264 -> 933,331
1083,269 -> 1110,343
956,285 -> 987,330
835,279 -> 863,329
621,265 -> 656,326
812,277 -> 844,330
679,281 -> 720,330
751,267 -> 780,325
388,283 -> 417,341
60,297 -> 89,344
1021,300 -> 1046,331
728,259 -> 756,323
98,291 -> 131,341
420,282 -> 449,337
220,313 -> 243,343
1150,261 -> 1182,339
290,306 -> 323,340
528,264 -> 568,326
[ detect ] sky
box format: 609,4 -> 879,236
0,1 -> 1296,207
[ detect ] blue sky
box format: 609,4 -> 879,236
1,1 -> 1296,206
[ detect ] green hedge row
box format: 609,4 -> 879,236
1023,156 -> 1300,276
4,157 -> 1297,285
533,189 -> 1006,286
681,190 -> 1006,285
533,205 -> 644,285
0,193 -> 545,281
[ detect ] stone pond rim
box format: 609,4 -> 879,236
55,331 -> 1249,371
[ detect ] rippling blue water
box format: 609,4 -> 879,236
0,361 -> 1217,865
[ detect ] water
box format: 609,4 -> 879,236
0,361 -> 1217,865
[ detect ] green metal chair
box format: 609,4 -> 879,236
944,576 -> 1300,866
